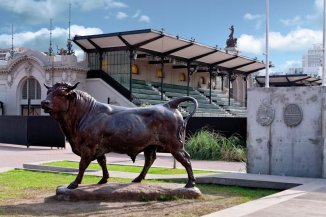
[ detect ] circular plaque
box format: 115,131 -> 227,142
256,101 -> 275,126
284,104 -> 302,127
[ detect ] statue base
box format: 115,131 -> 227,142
225,47 -> 239,55
56,182 -> 202,201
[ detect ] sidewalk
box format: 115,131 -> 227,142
0,143 -> 246,172
1,142 -> 326,217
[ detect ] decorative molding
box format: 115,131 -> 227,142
284,104 -> 303,127
45,72 -> 51,84
7,74 -> 13,87
24,61 -> 33,76
62,72 -> 67,81
256,100 -> 275,126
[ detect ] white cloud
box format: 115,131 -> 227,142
70,25 -> 103,37
76,0 -> 127,11
132,10 -> 141,19
0,0 -> 61,24
304,0 -> 322,23
279,60 -> 301,72
238,28 -> 322,55
0,25 -> 103,54
238,34 -> 263,55
269,28 -> 321,51
280,16 -> 301,26
116,11 -> 128,20
314,0 -> 323,12
139,15 -> 150,23
74,49 -> 85,61
243,13 -> 263,29
244,13 -> 262,21
0,0 -> 127,24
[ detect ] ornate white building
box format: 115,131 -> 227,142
0,49 -> 88,115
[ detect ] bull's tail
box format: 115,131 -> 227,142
165,96 -> 198,123
164,96 -> 198,143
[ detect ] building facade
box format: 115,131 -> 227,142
0,49 -> 88,116
289,43 -> 323,76
0,47 -> 252,116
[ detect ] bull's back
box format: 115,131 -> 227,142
100,105 -> 182,152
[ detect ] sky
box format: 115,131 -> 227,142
0,0 -> 323,74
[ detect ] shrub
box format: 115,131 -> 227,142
185,129 -> 246,162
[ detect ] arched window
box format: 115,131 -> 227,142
199,76 -> 206,84
179,72 -> 186,81
132,64 -> 139,74
22,78 -> 41,100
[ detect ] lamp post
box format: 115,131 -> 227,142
265,0 -> 270,88
323,0 -> 326,86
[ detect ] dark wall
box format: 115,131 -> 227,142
27,116 -> 65,147
186,117 -> 247,139
0,116 -> 65,148
0,116 -> 27,145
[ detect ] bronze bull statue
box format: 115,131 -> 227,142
41,82 -> 198,189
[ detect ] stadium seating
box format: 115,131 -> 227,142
151,82 -> 231,117
131,80 -> 246,117
197,88 -> 247,117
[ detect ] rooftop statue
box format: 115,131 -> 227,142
226,25 -> 237,48
41,82 -> 198,189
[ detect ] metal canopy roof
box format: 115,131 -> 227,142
73,29 -> 267,74
255,74 -> 322,87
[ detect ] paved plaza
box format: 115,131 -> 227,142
1,142 -> 326,217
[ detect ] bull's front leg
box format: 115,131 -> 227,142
67,156 -> 92,189
97,155 -> 109,184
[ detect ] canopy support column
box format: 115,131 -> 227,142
209,68 -> 212,104
244,75 -> 248,107
228,72 -> 231,106
129,49 -> 134,100
99,51 -> 103,71
187,63 -> 191,96
161,57 -> 164,100
0,101 -> 3,115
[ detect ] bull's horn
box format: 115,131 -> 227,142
68,82 -> 80,90
44,84 -> 51,89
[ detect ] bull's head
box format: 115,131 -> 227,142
41,82 -> 79,118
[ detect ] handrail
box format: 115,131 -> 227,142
87,70 -> 132,101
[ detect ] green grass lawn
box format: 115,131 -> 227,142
43,160 -> 217,175
0,169 -> 130,203
0,169 -> 277,203
0,170 -> 279,217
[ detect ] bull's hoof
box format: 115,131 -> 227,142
132,177 -> 142,183
185,182 -> 195,188
98,178 -> 108,184
67,181 -> 79,189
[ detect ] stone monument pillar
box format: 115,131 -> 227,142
247,86 -> 326,178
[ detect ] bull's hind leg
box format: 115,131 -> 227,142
171,149 -> 195,188
97,155 -> 109,184
132,146 -> 157,183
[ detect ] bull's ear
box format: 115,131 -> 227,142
67,91 -> 77,100
44,84 -> 51,89
68,82 -> 80,91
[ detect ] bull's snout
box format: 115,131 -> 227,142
41,100 -> 49,108
41,100 -> 52,113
